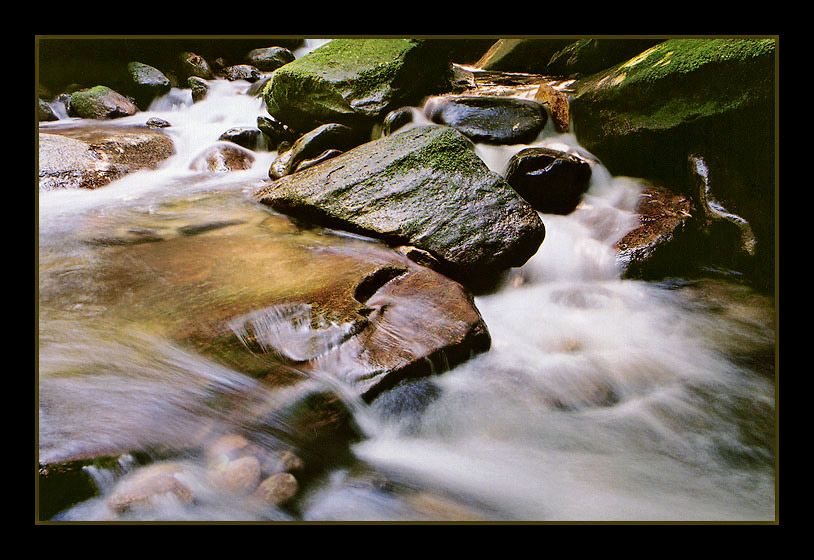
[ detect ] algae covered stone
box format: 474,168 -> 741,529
70,85 -> 139,119
262,39 -> 452,135
570,38 -> 776,289
255,125 -> 545,285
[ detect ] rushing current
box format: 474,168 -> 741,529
38,43 -> 776,522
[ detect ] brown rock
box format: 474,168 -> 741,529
254,472 -> 298,507
208,455 -> 262,495
616,185 -> 695,278
107,462 -> 195,514
189,143 -> 255,172
38,124 -> 175,191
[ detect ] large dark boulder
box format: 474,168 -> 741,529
569,38 -> 776,290
505,147 -> 593,214
262,39 -> 454,137
126,62 -> 171,109
424,95 -> 548,145
246,46 -> 295,72
255,125 -> 545,287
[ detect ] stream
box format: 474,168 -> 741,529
37,42 -> 776,522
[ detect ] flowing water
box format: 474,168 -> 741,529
37,49 -> 777,522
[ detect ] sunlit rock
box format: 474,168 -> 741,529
38,124 -> 175,190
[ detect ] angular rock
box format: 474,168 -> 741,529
474,38 -> 577,74
424,95 -> 547,145
126,61 -> 171,108
505,147 -> 593,214
69,86 -> 139,119
615,184 -> 696,279
246,46 -> 295,72
255,125 -> 546,285
262,38 -> 452,136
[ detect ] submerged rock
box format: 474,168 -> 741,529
255,125 -> 546,286
107,462 -> 197,515
189,143 -> 255,172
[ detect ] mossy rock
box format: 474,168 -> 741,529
570,38 -> 776,290
256,125 -> 546,287
70,85 -> 139,119
263,39 -> 453,136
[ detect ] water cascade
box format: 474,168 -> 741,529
38,56 -> 776,522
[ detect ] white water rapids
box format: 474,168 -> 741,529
37,47 -> 776,522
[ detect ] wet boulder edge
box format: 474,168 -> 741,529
255,125 -> 546,289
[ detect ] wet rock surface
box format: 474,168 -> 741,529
256,125 -> 546,287
38,124 -> 175,190
424,94 -> 548,145
505,147 -> 593,214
